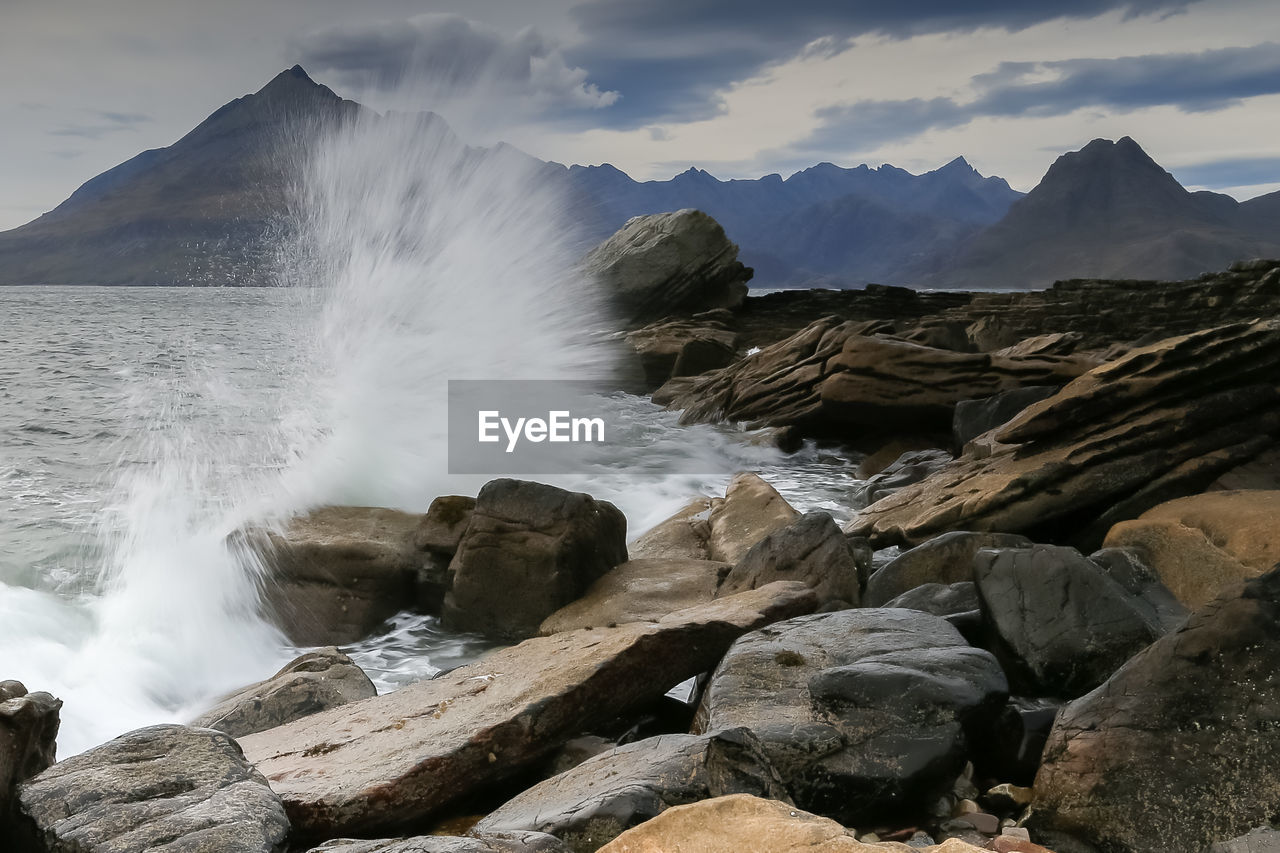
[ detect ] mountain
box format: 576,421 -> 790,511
925,137 -> 1280,290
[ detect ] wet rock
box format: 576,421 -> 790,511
239,582 -> 818,839
848,321 -> 1280,549
1208,826 -> 1280,853
696,609 -> 1007,824
977,697 -> 1061,785
18,724 -> 289,853
413,495 -> 476,612
719,511 -> 863,607
0,682 -> 59,838
851,450 -> 954,510
442,479 -> 628,641
474,730 -> 788,851
307,833 -> 565,852
538,557 -> 727,634
595,794 -> 992,852
1102,490 -> 1280,608
625,310 -> 739,388
1032,565 -> 1280,851
864,531 -> 1033,607
952,386 -> 1059,450
974,544 -> 1183,697
884,583 -> 980,618
583,209 -> 752,327
190,647 -> 376,738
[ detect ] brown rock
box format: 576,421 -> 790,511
707,472 -> 801,563
539,557 -> 727,634
625,311 -> 739,388
1103,490 -> 1280,608
239,582 -> 819,839
718,511 -> 863,606
628,498 -> 714,561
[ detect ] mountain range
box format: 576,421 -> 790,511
3,65 -> 1279,289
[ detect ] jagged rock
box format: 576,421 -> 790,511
847,322 -> 1280,549
952,386 -> 1060,450
1,682 -> 60,839
993,333 -> 1087,359
625,310 -> 739,388
1102,490 -> 1280,608
661,317 -> 1092,443
596,794 -> 992,852
851,450 -> 954,510
18,724 -> 289,853
707,473 -> 802,563
863,531 -> 1033,607
239,582 -> 818,839
474,730 -> 788,850
307,833 -> 565,852
718,511 -> 863,606
883,582 -> 980,618
696,609 -> 1007,823
442,479 -> 628,641
973,545 -> 1183,697
583,209 -> 751,327
538,557 -> 728,634
241,506 -> 426,645
413,495 -> 475,612
1032,566 -> 1280,851
190,648 -> 376,738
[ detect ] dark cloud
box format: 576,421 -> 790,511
1173,156 -> 1280,188
296,13 -> 617,110
796,42 -> 1280,154
47,110 -> 151,140
566,0 -> 1191,126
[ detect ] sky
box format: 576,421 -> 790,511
4,0 -> 1280,230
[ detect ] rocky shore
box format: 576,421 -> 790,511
5,210 -> 1280,853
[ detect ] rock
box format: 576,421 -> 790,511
851,450 -> 954,510
1209,444 -> 1280,491
983,783 -> 1034,813
978,698 -> 1061,785
583,209 -> 752,327
952,386 -> 1060,451
992,333 -> 1086,359
442,479 -> 628,641
1031,565 -> 1280,851
973,545 -> 1183,697
662,317 -> 1092,443
719,512 -> 863,606
413,495 -> 476,612
883,583 -> 979,618
628,498 -> 714,560
538,557 -> 728,634
474,730 -> 788,850
1102,490 -> 1280,608
847,321 -> 1280,549
189,648 -> 376,738
242,506 -> 426,645
625,311 -> 739,388
595,794 -> 992,852
1208,826 -> 1280,853
17,724 -> 289,853
863,531 -> 1033,607
239,582 -> 818,839
0,682 -> 59,838
544,735 -> 616,777
307,833 -> 566,852
696,609 -> 1007,823
708,473 -> 802,563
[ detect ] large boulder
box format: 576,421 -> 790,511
0,682 -> 59,837
442,480 -> 628,641
190,648 -> 376,738
413,495 -> 476,612
718,511 -> 864,607
661,316 -> 1092,443
308,834 -> 564,853
1102,490 -> 1280,608
848,321 -> 1280,549
696,609 -> 1007,824
539,557 -> 728,634
242,506 -> 426,645
583,209 -> 752,327
17,724 -> 289,853
973,545 -> 1184,697
596,794 -> 991,852
239,583 -> 818,839
474,730 -> 788,851
863,531 -> 1033,607
625,310 -> 739,388
1031,565 -> 1280,851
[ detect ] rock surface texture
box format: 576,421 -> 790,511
1032,565 -> 1280,851
240,583 -> 818,839
538,557 -> 728,634
864,531 -> 1032,607
0,681 -> 60,838
18,724 -> 290,853
718,511 -> 864,607
307,833 -> 565,852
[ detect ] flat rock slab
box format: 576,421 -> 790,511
18,724 -> 289,853
307,833 -> 565,853
240,582 -> 818,839
538,558 -> 727,634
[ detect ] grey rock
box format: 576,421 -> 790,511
413,495 -> 476,612
442,479 -> 628,641
864,531 -> 1033,607
718,511 -> 863,606
883,582 -> 979,618
697,608 -> 1007,823
307,833 -> 565,853
0,681 -> 60,839
851,450 -> 955,509
475,730 -> 788,851
18,724 -> 289,853
952,385 -> 1059,450
190,648 -> 376,738
1209,826 -> 1280,853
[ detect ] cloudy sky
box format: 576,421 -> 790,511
4,0 -> 1280,230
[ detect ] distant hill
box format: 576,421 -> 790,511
924,137 -> 1280,290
